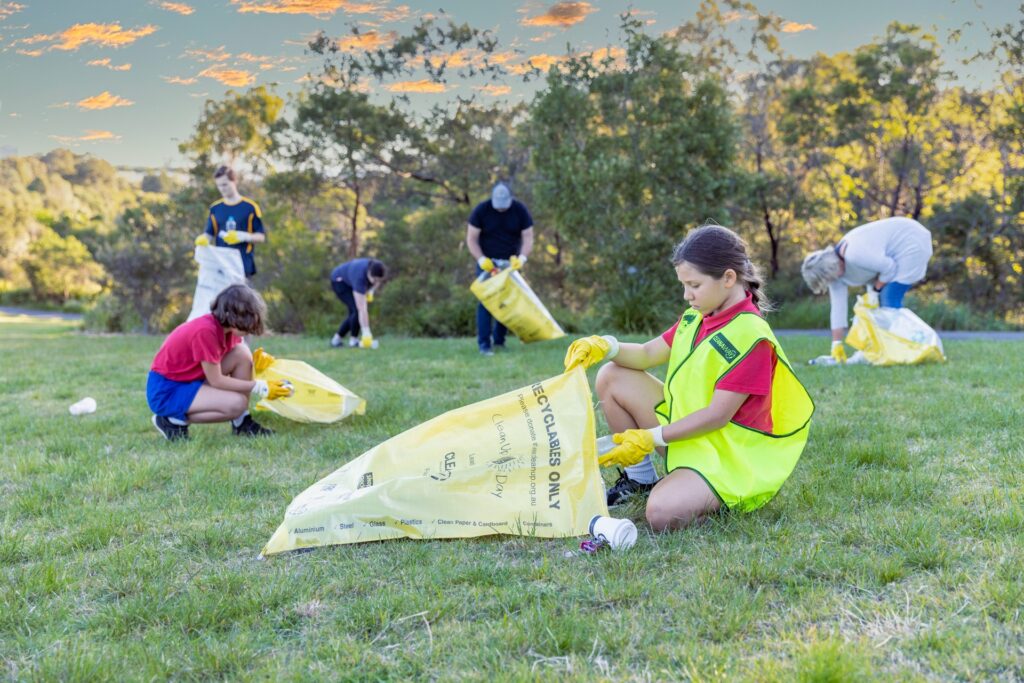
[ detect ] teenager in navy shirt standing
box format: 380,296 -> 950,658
194,166 -> 266,278
465,182 -> 534,356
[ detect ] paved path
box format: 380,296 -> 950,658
775,329 -> 1024,341
0,306 -> 84,321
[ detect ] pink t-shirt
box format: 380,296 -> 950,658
660,292 -> 776,432
151,314 -> 241,382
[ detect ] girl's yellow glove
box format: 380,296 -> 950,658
563,335 -> 619,372
252,347 -> 276,373
598,427 -> 665,468
194,234 -> 211,246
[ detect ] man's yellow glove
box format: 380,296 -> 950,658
366,291 -> 374,303
359,328 -> 375,349
252,379 -> 293,400
510,254 -> 527,270
598,427 -> 666,468
222,230 -> 243,245
194,233 -> 211,247
252,347 -> 276,373
831,341 -> 848,364
563,335 -> 619,372
477,256 -> 495,272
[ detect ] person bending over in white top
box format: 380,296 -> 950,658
801,216 -> 933,364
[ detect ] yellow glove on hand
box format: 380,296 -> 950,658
253,379 -> 293,400
831,341 -> 848,364
563,335 -> 618,372
510,254 -> 527,270
366,291 -> 374,303
222,230 -> 243,245
478,256 -> 495,272
599,429 -> 656,468
194,234 -> 211,247
252,347 -> 276,373
360,334 -> 374,349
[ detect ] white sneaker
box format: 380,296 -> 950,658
347,337 -> 359,348
330,333 -> 343,348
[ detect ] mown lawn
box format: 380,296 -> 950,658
1,312 -> 1021,681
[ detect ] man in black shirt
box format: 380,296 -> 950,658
466,183 -> 534,355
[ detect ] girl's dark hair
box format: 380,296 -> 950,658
368,259 -> 388,280
671,224 -> 772,312
213,165 -> 235,182
210,284 -> 266,335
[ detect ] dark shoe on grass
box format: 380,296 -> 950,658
233,414 -> 274,437
606,468 -> 656,506
152,414 -> 189,442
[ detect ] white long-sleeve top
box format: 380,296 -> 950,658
829,217 -> 933,330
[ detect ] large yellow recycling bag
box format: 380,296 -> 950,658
470,267 -> 565,343
845,294 -> 946,366
254,358 -> 366,423
262,368 -> 607,555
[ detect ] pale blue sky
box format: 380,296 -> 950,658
0,0 -> 1018,167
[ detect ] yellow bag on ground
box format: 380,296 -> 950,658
261,368 -> 606,555
846,294 -> 946,366
470,268 -> 565,343
254,358 -> 366,423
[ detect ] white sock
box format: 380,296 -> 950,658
232,411 -> 249,428
167,416 -> 188,426
625,456 -> 659,484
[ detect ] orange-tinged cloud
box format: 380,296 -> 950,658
509,53 -> 565,74
781,21 -> 816,33
230,0 -> 383,16
588,46 -> 625,63
25,22 -> 158,51
77,91 -> 134,110
159,2 -> 195,14
17,48 -> 42,56
163,75 -> 198,85
199,65 -> 255,86
88,57 -> 132,71
522,2 -> 595,28
337,30 -> 395,52
477,84 -> 511,96
51,129 -> 122,144
385,79 -> 449,93
185,46 -> 230,61
0,2 -> 25,21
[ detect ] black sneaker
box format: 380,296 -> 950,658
606,468 -> 656,506
232,414 -> 274,437
152,414 -> 189,442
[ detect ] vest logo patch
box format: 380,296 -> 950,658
682,311 -> 698,325
709,333 -> 740,362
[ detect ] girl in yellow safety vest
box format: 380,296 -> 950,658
564,225 -> 814,532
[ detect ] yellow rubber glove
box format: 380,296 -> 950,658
360,334 -> 374,349
831,341 -> 848,364
194,233 -> 211,247
510,254 -> 527,270
252,347 -> 276,373
563,335 -> 618,372
253,379 -> 293,400
366,291 -> 375,303
599,429 -> 655,468
477,256 -> 495,272
222,230 -> 243,245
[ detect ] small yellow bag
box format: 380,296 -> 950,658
255,358 -> 366,423
261,368 -> 607,555
470,268 -> 565,343
845,294 -> 946,366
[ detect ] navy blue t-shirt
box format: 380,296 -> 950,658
331,259 -> 372,294
204,197 -> 264,277
468,199 -> 533,259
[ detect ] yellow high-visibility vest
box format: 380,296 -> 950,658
655,309 -> 814,511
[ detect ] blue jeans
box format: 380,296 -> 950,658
879,282 -> 912,308
475,265 -> 507,350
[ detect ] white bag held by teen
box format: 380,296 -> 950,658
188,246 -> 246,321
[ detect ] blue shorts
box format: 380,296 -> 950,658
879,282 -> 912,308
146,370 -> 203,421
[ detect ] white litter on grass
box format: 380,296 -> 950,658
69,397 -> 96,415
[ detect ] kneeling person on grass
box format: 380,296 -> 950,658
564,225 -> 813,530
147,284 -> 292,441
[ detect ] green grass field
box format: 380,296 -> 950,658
2,313 -> 1022,681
